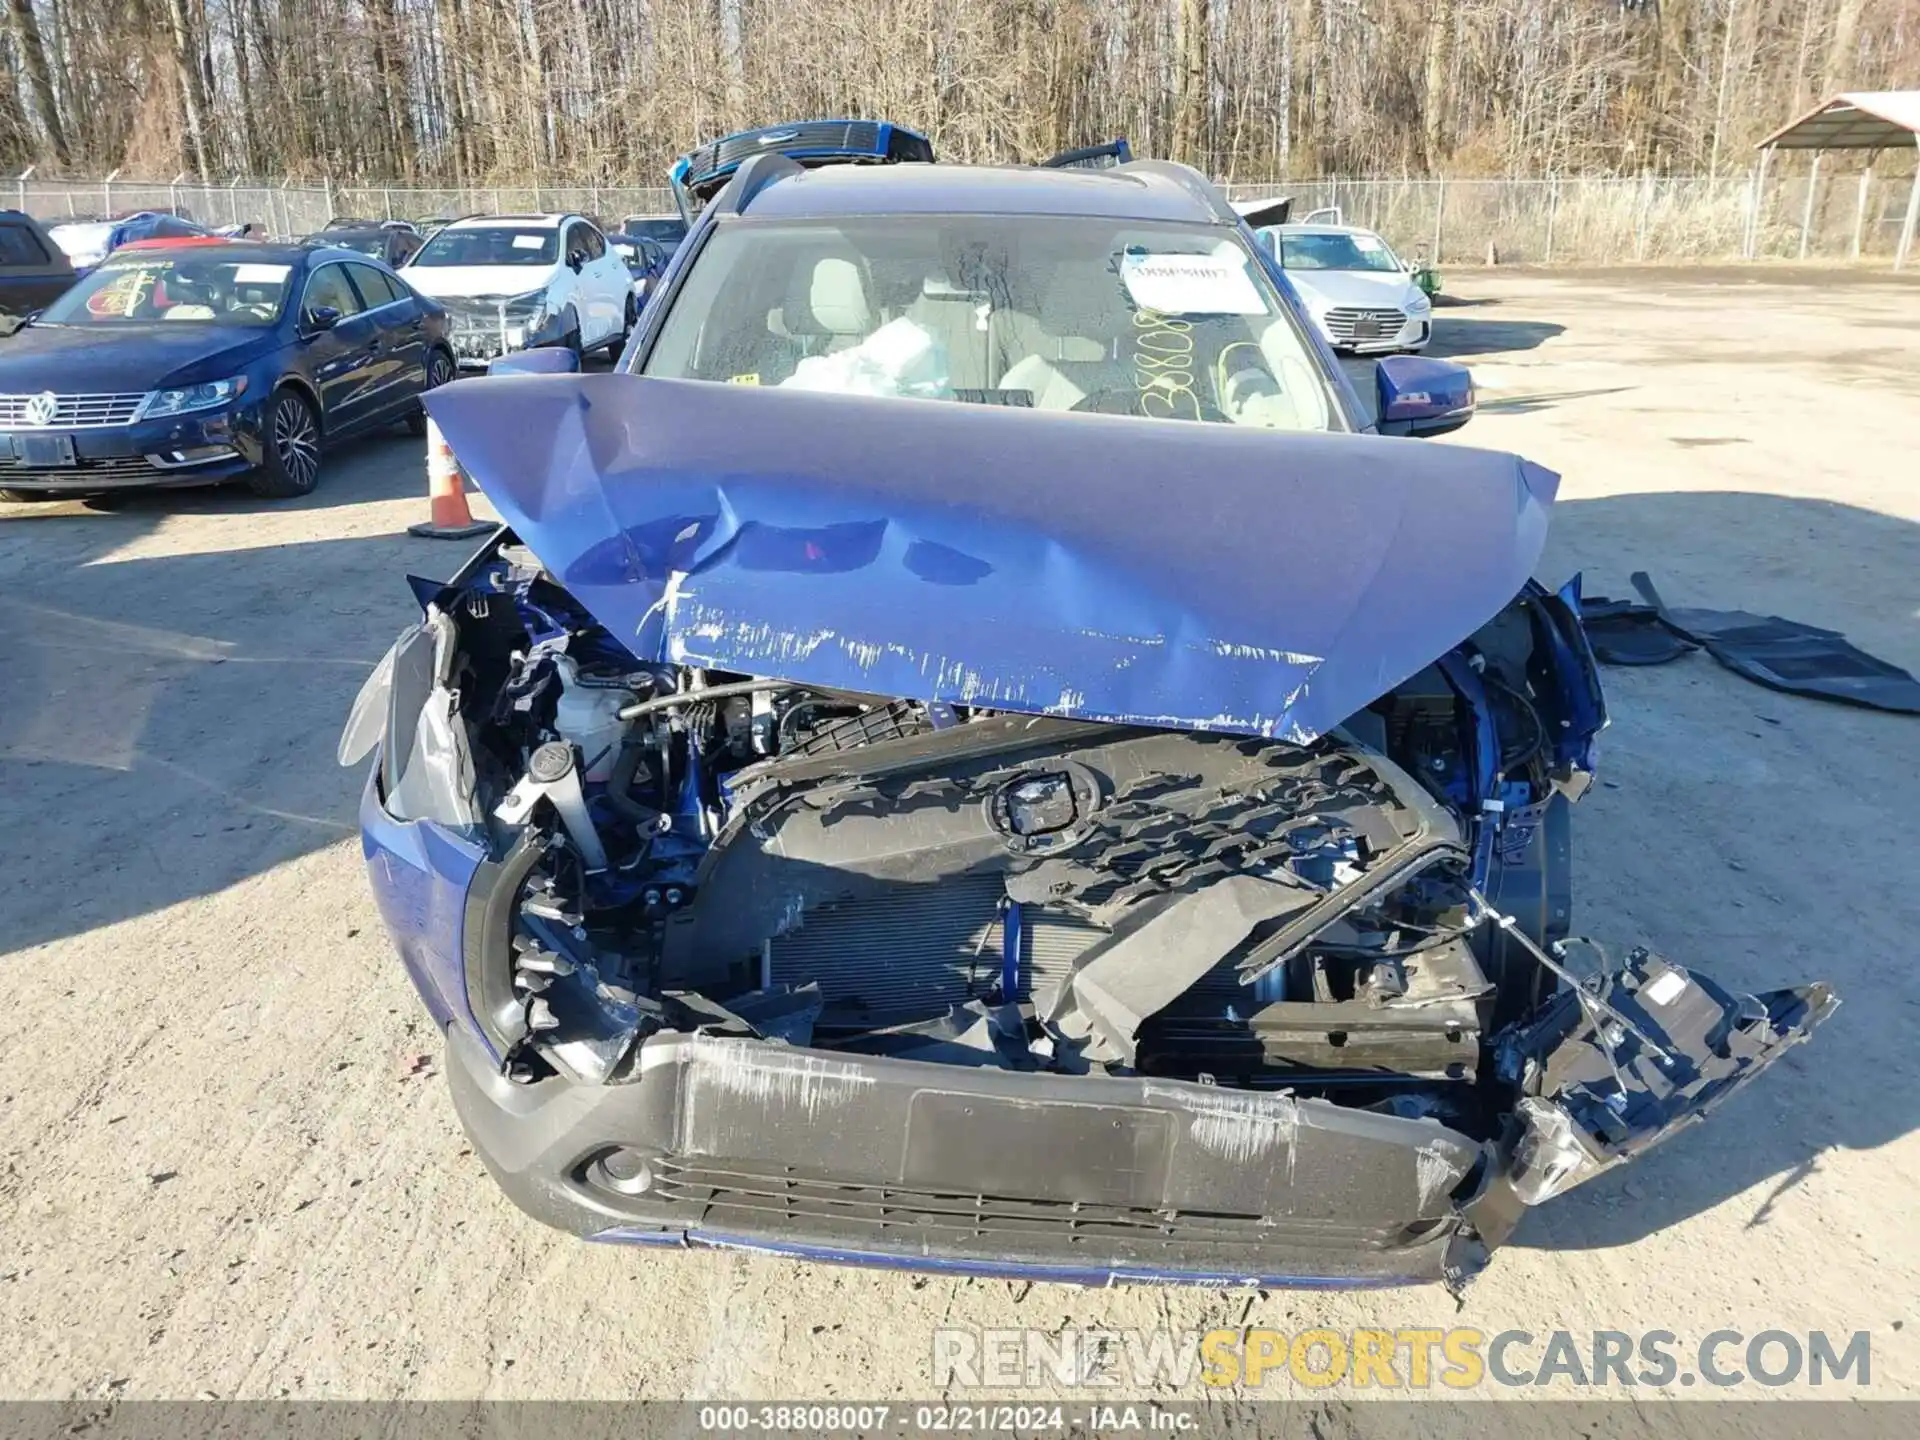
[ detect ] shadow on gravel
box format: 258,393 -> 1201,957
0,427 -> 427,520
3,443 -> 1914,1258
1518,489 -> 1920,1253
1430,316 -> 1567,356
1478,385 -> 1637,415
0,434 -> 460,956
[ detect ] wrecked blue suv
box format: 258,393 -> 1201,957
342,156 -> 1831,1290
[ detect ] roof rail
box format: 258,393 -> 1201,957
1111,159 -> 1239,225
722,151 -> 806,215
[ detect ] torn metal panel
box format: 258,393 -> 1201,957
425,373 -> 1559,741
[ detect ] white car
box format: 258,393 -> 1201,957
401,213 -> 634,368
1257,223 -> 1432,354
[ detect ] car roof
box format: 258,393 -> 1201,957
447,214 -> 570,230
96,239 -> 313,265
1273,223 -> 1384,238
734,162 -> 1227,225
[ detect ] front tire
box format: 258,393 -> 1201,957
605,296 -> 636,357
246,386 -> 322,499
406,347 -> 456,436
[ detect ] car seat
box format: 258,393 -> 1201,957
998,264 -> 1129,411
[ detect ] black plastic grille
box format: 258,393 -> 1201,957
652,1158 -> 1417,1253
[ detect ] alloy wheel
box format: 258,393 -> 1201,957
273,395 -> 320,492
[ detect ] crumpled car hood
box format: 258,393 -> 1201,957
426,374 -> 1557,741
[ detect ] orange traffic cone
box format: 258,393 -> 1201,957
408,416 -> 494,540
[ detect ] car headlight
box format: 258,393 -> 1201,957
1407,291 -> 1432,313
137,375 -> 248,420
501,291 -> 552,341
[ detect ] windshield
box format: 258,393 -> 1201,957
1270,230 -> 1404,273
410,227 -> 556,267
37,255 -> 291,326
640,216 -> 1336,431
320,233 -> 388,258
624,217 -> 686,245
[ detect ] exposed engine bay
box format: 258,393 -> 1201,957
356,531 -> 1826,1186
345,370 -> 1836,1287
344,523 -> 1835,1285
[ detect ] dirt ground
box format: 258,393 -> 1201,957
2,269 -> 1918,1406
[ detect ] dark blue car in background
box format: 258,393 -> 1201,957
0,240 -> 453,501
343,153 -> 1829,1291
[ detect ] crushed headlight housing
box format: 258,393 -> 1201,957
501,290 -> 553,350
137,375 -> 248,420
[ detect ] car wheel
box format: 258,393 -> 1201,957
246,386 -> 323,499
406,347 -> 456,436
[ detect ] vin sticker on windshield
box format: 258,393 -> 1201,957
1120,253 -> 1264,316
232,264 -> 291,284
511,234 -> 545,250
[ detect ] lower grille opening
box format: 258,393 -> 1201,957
651,1157 -> 1417,1253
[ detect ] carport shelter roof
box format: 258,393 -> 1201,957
1758,91 -> 1920,150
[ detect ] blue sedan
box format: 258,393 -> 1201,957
0,240 -> 453,501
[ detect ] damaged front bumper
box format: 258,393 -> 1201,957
446,949 -> 1832,1289
448,1020 -> 1485,1287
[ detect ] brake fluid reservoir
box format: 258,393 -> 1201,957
551,654 -> 634,783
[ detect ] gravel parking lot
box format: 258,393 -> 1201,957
3,269 -> 1917,1406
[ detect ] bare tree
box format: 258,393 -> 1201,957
7,0 -> 67,165
3,0 -> 1918,185
163,0 -> 210,174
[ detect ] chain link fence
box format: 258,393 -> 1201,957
11,171 -> 1916,266
12,177 -> 335,235
1220,171 -> 1920,266
330,184 -> 679,224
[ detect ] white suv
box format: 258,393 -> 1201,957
401,213 -> 634,368
1256,223 -> 1434,354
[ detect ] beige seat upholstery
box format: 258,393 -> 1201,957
807,257 -> 871,340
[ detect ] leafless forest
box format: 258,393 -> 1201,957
2,0 -> 1915,185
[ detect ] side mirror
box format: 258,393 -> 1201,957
567,250 -> 585,272
304,305 -> 342,333
487,347 -> 579,377
1375,354 -> 1473,438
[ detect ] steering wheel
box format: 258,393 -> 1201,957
1070,386 -> 1231,424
